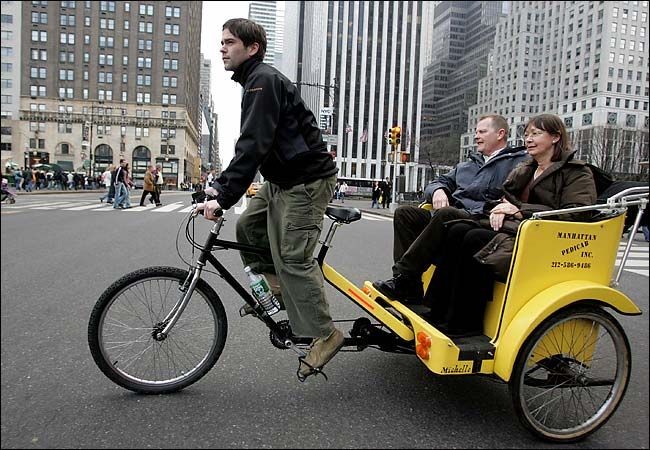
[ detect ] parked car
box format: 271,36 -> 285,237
246,182 -> 262,197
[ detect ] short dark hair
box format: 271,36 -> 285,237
525,114 -> 570,161
223,18 -> 267,60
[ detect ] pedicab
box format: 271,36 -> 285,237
88,187 -> 648,443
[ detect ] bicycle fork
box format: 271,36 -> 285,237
155,263 -> 205,340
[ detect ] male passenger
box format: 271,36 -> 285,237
373,115 -> 529,306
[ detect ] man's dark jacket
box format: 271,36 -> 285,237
212,58 -> 337,209
424,146 -> 529,215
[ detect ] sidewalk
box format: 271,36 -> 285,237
328,197 -> 395,218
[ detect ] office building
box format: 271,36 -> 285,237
199,53 -> 219,175
421,1 -> 506,147
284,1 -> 428,192
248,1 -> 278,68
1,1 -> 22,166
461,1 -> 649,176
14,0 -> 202,187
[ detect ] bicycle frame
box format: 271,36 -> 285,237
161,212 -> 414,355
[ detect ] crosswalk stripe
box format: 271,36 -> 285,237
616,251 -> 648,258
122,204 -> 156,212
178,205 -> 195,213
615,260 -> 648,267
363,214 -> 391,221
33,202 -> 79,209
625,269 -> 649,276
63,203 -> 109,211
152,202 -> 184,212
22,202 -> 70,209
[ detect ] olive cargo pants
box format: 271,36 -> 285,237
235,175 -> 337,338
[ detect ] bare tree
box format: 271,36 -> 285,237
418,134 -> 461,170
572,126 -> 649,179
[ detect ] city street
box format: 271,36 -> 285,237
1,191 -> 648,449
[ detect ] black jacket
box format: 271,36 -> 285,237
212,58 -> 338,209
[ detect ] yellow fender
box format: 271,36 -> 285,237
493,280 -> 641,382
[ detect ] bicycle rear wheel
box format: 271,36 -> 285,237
510,305 -> 631,442
88,266 -> 228,394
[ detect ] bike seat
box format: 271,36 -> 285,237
326,206 -> 362,223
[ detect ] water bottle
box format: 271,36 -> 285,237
244,266 -> 281,316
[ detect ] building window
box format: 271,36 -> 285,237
607,112 -> 618,125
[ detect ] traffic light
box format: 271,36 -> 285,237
389,126 -> 401,147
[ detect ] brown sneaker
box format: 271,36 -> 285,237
298,328 -> 345,378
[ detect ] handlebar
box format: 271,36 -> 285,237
190,190 -> 223,216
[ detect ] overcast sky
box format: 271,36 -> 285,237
200,2 -> 251,168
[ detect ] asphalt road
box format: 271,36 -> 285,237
1,192 -> 648,449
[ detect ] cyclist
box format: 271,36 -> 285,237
196,18 -> 342,379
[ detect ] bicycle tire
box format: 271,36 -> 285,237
88,266 -> 228,394
510,304 -> 631,442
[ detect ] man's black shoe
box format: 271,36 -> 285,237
372,274 -> 423,304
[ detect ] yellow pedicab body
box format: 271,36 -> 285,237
490,212 -> 641,381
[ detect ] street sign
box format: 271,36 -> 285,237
323,134 -> 338,144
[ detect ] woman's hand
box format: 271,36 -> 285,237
490,199 -> 519,215
489,200 -> 519,231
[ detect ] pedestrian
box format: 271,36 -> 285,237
339,181 -> 348,203
380,177 -> 392,209
13,167 -> 23,191
100,165 -> 114,203
371,181 -> 381,208
153,163 -> 164,206
140,164 -> 157,206
113,160 -> 128,209
196,18 -> 342,380
23,167 -> 33,192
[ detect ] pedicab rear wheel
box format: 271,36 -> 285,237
509,304 -> 631,443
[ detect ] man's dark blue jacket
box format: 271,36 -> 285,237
424,146 -> 530,215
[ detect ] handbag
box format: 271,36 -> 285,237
473,233 -> 516,282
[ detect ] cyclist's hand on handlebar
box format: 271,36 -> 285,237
432,189 -> 449,210
194,199 -> 222,220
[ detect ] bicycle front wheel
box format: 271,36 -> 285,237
88,266 -> 228,394
510,305 -> 631,442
